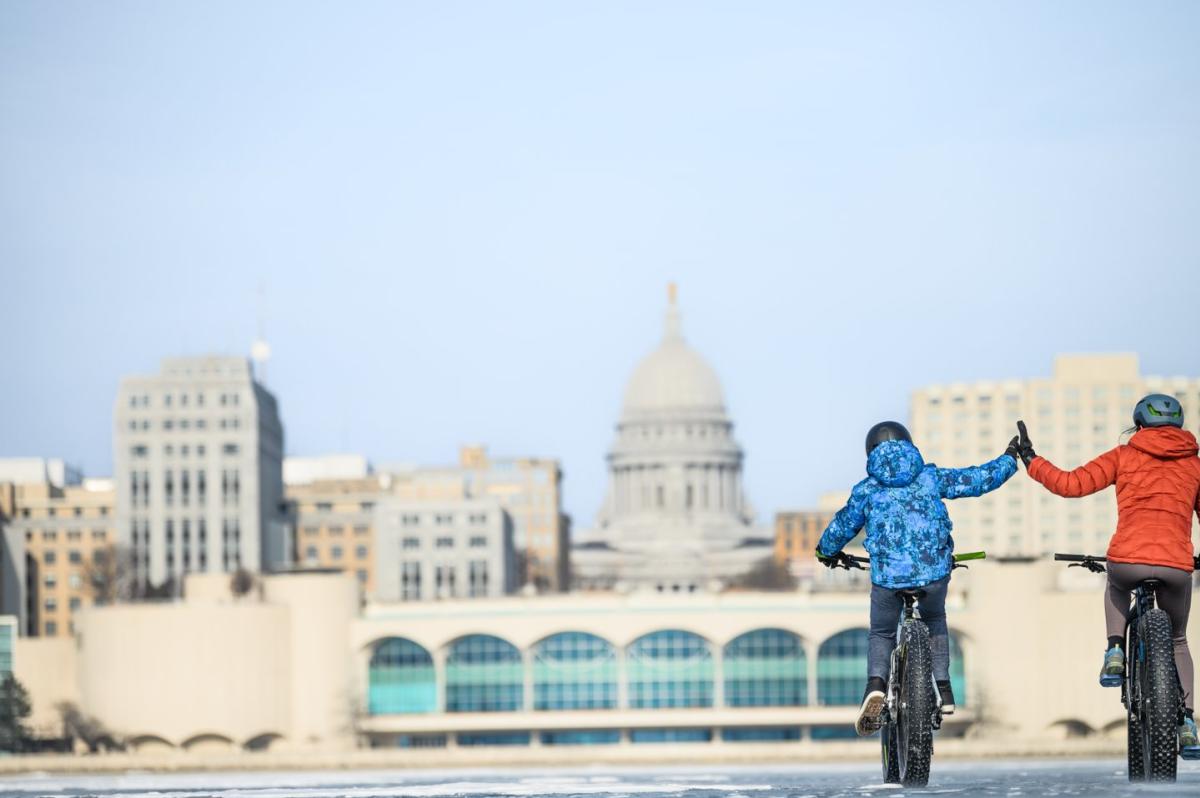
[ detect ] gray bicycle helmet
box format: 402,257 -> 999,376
1132,393 -> 1184,429
865,421 -> 912,455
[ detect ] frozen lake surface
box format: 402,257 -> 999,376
2,761 -> 1199,798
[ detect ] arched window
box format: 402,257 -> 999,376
533,632 -> 617,710
724,628 -> 807,706
949,631 -> 966,707
368,637 -> 436,715
627,630 -> 713,709
817,628 -> 868,706
446,634 -> 523,712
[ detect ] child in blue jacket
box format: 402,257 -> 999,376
816,421 -> 1019,735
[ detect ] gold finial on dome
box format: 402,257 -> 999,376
668,281 -> 678,305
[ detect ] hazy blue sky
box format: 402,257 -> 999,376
3,2 -> 1198,526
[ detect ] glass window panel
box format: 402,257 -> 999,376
367,637 -> 436,715
817,628 -> 869,706
627,629 -> 713,709
723,628 -> 807,707
446,634 -> 523,712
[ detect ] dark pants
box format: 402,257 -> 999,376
1104,562 -> 1194,711
869,575 -> 951,684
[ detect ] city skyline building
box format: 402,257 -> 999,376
113,356 -> 287,592
285,448 -> 555,599
373,496 -> 515,602
909,353 -> 1200,558
0,476 -> 116,637
377,447 -> 568,592
572,288 -> 771,593
288,475 -> 384,594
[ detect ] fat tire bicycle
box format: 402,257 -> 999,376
829,550 -> 985,787
1054,553 -> 1187,783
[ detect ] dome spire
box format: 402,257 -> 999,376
664,282 -> 682,342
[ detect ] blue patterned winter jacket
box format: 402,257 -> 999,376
816,440 -> 1017,589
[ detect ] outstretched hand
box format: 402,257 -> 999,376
1005,435 -> 1021,462
1015,420 -> 1037,467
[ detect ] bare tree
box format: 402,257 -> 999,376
230,567 -> 257,598
55,702 -> 122,753
83,545 -> 136,605
728,556 -> 797,592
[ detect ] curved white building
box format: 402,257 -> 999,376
572,289 -> 771,592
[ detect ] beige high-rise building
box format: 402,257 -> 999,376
287,475 -> 384,594
773,510 -> 834,571
910,353 -> 1200,558
0,476 -> 116,637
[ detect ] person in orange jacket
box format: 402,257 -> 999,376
1014,394 -> 1200,758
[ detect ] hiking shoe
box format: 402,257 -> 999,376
937,680 -> 956,715
856,677 -> 887,737
1099,646 -> 1124,687
1181,717 -> 1200,760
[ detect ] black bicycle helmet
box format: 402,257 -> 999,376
865,421 -> 912,455
1132,393 -> 1184,429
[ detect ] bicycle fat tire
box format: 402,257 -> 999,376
896,620 -> 935,787
1138,608 -> 1179,782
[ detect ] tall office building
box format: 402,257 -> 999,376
113,356 -> 287,592
910,354 -> 1200,558
0,474 -> 116,637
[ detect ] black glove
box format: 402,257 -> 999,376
816,549 -> 840,569
1005,435 -> 1021,462
1015,420 -> 1037,467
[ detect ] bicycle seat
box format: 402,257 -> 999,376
895,589 -> 927,600
1139,578 -> 1163,590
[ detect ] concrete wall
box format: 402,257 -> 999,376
264,572 -> 356,750
76,601 -> 291,749
13,636 -> 77,737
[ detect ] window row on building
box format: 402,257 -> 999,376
366,628 -> 966,715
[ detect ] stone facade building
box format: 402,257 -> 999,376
572,290 -> 771,592
113,356 -> 287,592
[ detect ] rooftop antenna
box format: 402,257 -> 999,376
251,281 -> 271,385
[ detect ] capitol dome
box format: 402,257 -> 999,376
621,292 -> 726,415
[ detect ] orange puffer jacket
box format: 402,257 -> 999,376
1027,426 -> 1200,571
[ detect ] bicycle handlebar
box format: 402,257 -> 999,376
1054,553 -> 1107,562
1054,552 -> 1108,573
1055,552 -> 1200,570
826,551 -> 986,570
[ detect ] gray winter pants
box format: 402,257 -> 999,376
1104,562 -> 1194,710
868,575 -> 951,684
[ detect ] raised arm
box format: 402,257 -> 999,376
936,453 -> 1018,499
816,482 -> 869,557
1027,448 -> 1120,498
